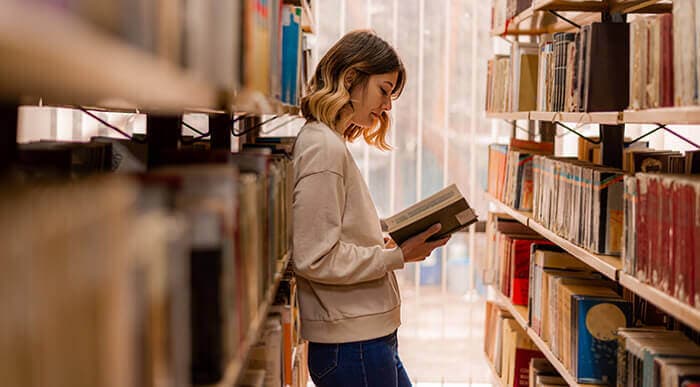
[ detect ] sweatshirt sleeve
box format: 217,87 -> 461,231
292,170 -> 405,285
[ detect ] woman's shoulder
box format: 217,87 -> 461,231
294,120 -> 347,176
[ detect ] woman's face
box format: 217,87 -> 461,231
348,71 -> 398,128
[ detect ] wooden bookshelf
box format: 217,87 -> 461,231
624,107 -> 700,125
491,286 -> 597,387
530,111 -> 622,125
485,192 -> 533,226
204,250 -> 292,387
526,219 -> 621,281
534,0 -> 670,12
524,326 -> 594,387
619,273 -> 700,331
0,2 -> 220,113
301,0 -> 316,34
485,193 -> 621,280
486,111 -> 531,121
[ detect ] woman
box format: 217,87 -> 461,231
292,30 -> 450,387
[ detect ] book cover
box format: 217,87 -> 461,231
281,5 -> 302,105
583,23 -> 630,112
661,13 -> 675,107
571,295 -> 632,384
383,184 -> 478,246
510,238 -> 553,306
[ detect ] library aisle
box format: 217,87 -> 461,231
398,285 -> 493,386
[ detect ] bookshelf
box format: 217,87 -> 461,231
489,286 -> 597,387
0,2 -> 219,113
486,111 -> 531,121
205,250 -> 293,387
484,193 -> 621,281
623,107 -> 700,125
489,108 -> 700,125
1,1 -> 306,115
486,357 -> 504,387
529,111 -> 622,125
619,273 -> 700,332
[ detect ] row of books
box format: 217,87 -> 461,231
488,4 -> 700,113
1,138 -> 297,386
618,329 -> 700,387
487,212 -> 554,306
490,0 -> 532,35
488,137 -> 700,256
243,270 -> 309,387
485,301 -> 545,387
486,212 -> 700,385
622,173 -> 700,309
38,0 -> 307,105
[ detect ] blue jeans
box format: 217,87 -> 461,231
307,331 -> 412,387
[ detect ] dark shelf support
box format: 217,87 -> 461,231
600,124 -> 625,169
147,114 -> 182,168
0,104 -> 18,173
539,121 -> 556,143
239,116 -> 262,146
209,113 -> 231,151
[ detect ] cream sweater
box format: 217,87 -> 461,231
292,120 -> 405,343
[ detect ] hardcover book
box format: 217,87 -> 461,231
383,184 -> 478,246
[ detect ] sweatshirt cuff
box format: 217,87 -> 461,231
384,247 -> 405,271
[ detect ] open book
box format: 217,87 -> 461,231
381,184 -> 478,246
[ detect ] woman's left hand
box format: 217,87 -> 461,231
384,236 -> 397,249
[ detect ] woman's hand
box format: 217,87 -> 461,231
384,236 -> 397,249
399,224 -> 450,263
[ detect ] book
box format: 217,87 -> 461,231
571,295 -> 631,384
281,5 -> 302,105
582,23 -> 630,112
382,184 -> 478,246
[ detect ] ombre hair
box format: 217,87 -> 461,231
301,30 -> 406,150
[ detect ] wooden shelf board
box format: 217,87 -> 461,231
609,0 -> 672,13
485,193 -> 621,281
530,111 -> 622,125
619,273 -> 700,331
486,111 -> 531,121
0,2 -> 220,113
527,219 -> 621,281
202,251 -> 292,387
485,193 -> 532,226
623,107 -> 700,125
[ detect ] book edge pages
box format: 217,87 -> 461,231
383,184 -> 465,232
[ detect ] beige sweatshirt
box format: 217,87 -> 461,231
292,120 -> 405,343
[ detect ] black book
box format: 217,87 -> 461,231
582,22 -> 630,112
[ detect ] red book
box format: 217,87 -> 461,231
671,179 -> 683,302
659,177 -> 673,295
510,239 -> 553,305
681,180 -> 695,305
661,14 -> 674,107
513,348 -> 543,387
647,175 -> 661,287
693,181 -> 700,307
636,175 -> 649,283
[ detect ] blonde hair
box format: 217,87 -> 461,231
301,30 -> 406,150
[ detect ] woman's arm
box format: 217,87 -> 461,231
292,170 -> 404,285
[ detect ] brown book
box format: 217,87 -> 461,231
661,14 -> 674,107
383,184 -> 478,245
583,23 -> 630,112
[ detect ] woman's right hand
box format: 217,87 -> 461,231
399,223 -> 450,263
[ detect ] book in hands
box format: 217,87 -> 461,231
381,184 -> 478,246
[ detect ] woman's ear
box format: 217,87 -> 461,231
344,69 -> 357,89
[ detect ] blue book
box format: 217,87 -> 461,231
281,5 -> 302,105
572,295 -> 632,384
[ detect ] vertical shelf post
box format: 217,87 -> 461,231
0,104 -> 18,173
147,114 -> 182,168
209,113 -> 232,151
240,115 -> 262,146
539,121 -> 556,142
600,124 -> 625,169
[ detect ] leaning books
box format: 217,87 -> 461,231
382,184 -> 478,245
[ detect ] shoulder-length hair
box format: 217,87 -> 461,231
301,30 -> 406,150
